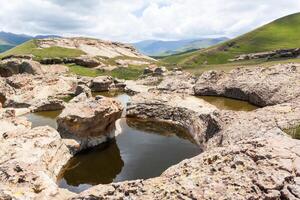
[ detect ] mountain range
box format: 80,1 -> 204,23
132,37 -> 229,56
0,31 -> 60,53
162,12 -> 300,67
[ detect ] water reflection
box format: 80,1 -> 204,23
199,96 -> 258,111
22,91 -> 201,193
24,110 -> 61,129
59,139 -> 124,188
58,118 -> 201,193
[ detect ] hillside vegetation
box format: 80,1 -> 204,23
0,40 -> 85,60
162,12 -> 300,68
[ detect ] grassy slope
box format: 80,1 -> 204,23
68,64 -> 144,80
162,12 -> 300,68
0,39 -> 150,79
0,40 -> 85,60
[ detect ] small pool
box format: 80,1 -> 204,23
23,92 -> 201,193
57,118 -> 200,193
285,126 -> 300,140
198,96 -> 258,111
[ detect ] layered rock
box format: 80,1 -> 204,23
57,96 -> 123,151
194,64 -> 300,106
127,92 -> 218,146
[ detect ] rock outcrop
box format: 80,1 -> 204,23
57,96 -> 123,151
0,122 -> 74,199
1,62 -> 300,199
194,64 -> 300,106
90,76 -> 114,92
157,71 -> 197,94
0,59 -> 43,77
38,38 -> 152,60
4,74 -> 77,110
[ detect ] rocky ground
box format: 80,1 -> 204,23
0,61 -> 300,199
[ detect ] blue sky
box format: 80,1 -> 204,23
0,0 -> 300,42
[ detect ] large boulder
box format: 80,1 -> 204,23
194,64 -> 300,106
57,96 -> 123,151
73,56 -> 101,68
0,59 -> 43,77
3,74 -> 77,110
90,76 -> 114,92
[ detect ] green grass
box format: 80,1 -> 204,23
68,64 -> 144,80
185,57 -> 300,76
0,40 -> 85,60
162,12 -> 300,69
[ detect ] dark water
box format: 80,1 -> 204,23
58,118 -> 200,193
23,92 -> 201,193
285,126 -> 300,139
199,96 -> 258,111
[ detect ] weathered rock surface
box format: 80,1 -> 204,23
38,37 -> 152,60
57,96 -> 123,151
194,64 -> 300,106
124,80 -> 155,95
0,110 -> 74,199
90,76 -> 114,92
1,63 -> 300,199
127,92 -> 218,146
157,71 -> 197,94
3,74 -> 77,110
72,135 -> 300,200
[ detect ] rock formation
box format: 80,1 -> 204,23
194,64 -> 300,106
57,95 -> 123,151
0,63 -> 300,199
0,58 -> 43,77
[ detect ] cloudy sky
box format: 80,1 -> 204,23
0,0 -> 300,42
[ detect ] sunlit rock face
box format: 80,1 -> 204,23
194,64 -> 300,106
57,95 -> 123,151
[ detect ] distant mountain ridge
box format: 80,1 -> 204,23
132,37 -> 229,56
0,31 -> 60,53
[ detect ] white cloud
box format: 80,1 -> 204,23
0,0 -> 299,42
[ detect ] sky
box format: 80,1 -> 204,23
0,0 -> 300,42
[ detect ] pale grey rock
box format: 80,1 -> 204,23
57,96 -> 123,150
194,64 -> 300,106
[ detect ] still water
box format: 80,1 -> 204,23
285,126 -> 300,139
23,92 -> 201,193
58,118 -> 200,193
198,96 -> 258,111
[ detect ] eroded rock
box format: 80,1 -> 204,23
57,96 -> 123,151
194,64 -> 300,106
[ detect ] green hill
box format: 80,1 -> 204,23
0,39 -> 85,60
162,12 -> 300,68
